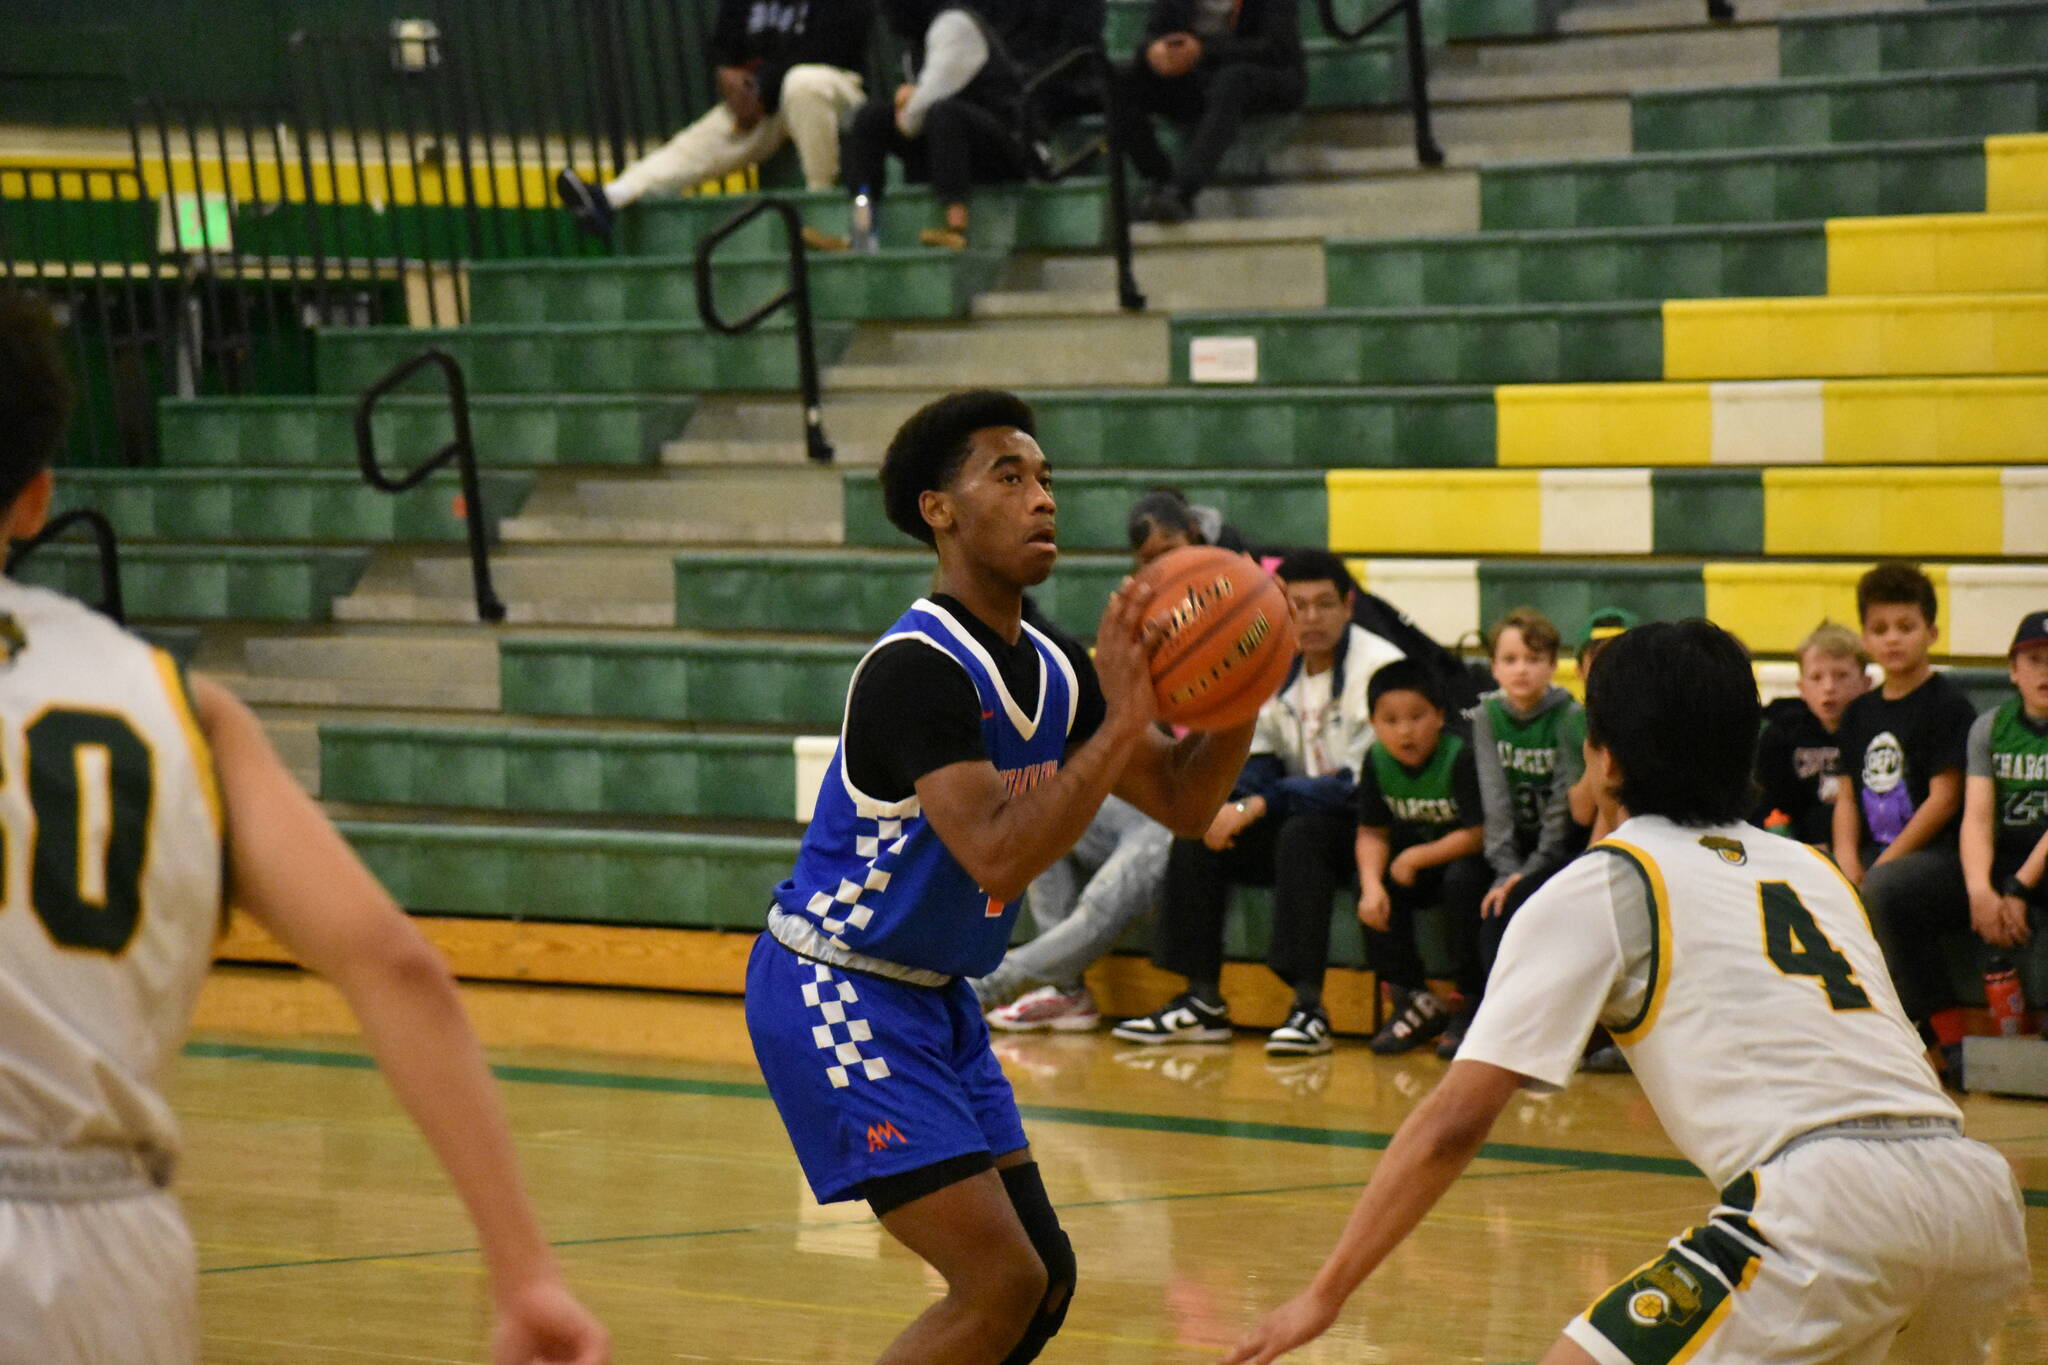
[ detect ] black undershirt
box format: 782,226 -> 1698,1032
842,593 -> 1107,802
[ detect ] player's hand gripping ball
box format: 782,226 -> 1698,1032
1135,546 -> 1297,731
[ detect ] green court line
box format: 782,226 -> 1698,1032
181,1040 -> 2048,1207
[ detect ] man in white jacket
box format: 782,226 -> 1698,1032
1114,550 -> 1404,1056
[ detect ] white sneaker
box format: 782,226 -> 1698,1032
987,985 -> 1100,1033
1110,992 -> 1233,1045
1265,1007 -> 1334,1056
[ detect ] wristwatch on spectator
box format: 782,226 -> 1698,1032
2003,873 -> 2036,900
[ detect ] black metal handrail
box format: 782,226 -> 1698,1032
694,198 -> 833,464
1023,46 -> 1146,313
1316,0 -> 1445,168
7,509 -> 124,625
352,348 -> 507,623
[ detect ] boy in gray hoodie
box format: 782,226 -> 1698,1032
1467,609 -> 1583,1038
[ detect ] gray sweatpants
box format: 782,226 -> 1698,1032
972,796 -> 1170,1006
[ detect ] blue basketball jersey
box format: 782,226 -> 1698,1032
772,597 -> 1079,979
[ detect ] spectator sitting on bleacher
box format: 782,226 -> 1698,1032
1753,621 -> 1870,846
556,0 -> 874,242
1961,611 -> 2048,985
1353,658 -> 1490,1059
1127,487 -> 1251,564
1471,608 -> 1583,990
839,0 -> 1036,251
1112,0 -> 1307,224
1111,550 -> 1403,1056
1832,562 -> 1981,1076
972,794 -> 1169,1031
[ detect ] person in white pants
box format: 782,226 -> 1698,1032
558,0 -> 874,239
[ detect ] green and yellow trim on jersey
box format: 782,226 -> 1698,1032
1802,841 -> 1878,939
1594,838 -> 1672,1046
151,648 -> 222,840
1581,1209 -> 1765,1365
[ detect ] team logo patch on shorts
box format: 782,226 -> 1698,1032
1587,1221 -> 1758,1364
1624,1262 -> 1704,1328
866,1121 -> 908,1152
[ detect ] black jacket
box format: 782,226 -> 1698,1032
1137,0 -> 1305,72
708,0 -> 876,113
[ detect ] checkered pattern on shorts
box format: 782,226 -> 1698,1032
800,963 -> 892,1089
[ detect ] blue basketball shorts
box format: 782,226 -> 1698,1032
744,933 -> 1030,1205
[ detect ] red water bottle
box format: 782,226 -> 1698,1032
1985,955 -> 2028,1038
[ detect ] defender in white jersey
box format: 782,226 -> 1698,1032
0,292 -> 607,1364
1227,620 -> 2027,1365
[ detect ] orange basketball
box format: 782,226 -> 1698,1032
1136,546 -> 1297,731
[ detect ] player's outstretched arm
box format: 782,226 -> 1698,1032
193,677 -> 610,1365
1221,1060 -> 1522,1365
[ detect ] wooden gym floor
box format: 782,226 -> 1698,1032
183,967 -> 2048,1364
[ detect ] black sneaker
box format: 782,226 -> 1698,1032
1135,183 -> 1192,225
1369,990 -> 1448,1055
1435,1012 -> 1470,1061
1265,1007 -> 1333,1056
556,168 -> 614,242
1111,991 -> 1233,1045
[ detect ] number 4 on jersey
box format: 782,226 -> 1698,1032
1759,881 -> 1872,1012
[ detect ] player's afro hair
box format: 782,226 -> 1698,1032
1585,619 -> 1761,827
0,291 -> 74,514
880,389 -> 1036,546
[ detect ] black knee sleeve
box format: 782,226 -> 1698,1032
998,1161 -> 1074,1364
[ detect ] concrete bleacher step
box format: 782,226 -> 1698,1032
1322,465 -> 2048,556
1558,0 -> 1926,37
843,469 -> 1328,551
1499,376 -> 2048,466
467,249 -> 1006,325
1439,15 -> 1778,83
501,635 -> 866,729
318,721 -> 805,822
1632,63 -> 2048,154
672,548 -> 1130,642
315,320 -> 855,396
1170,301 -> 1663,385
15,545 -> 367,623
827,314 -> 1170,389
1781,2 -> 2048,77
1328,219 -> 1823,307
336,821 -> 797,930
334,546 -> 678,626
974,239 -> 1327,316
499,465 -> 842,545
158,395 -> 692,469
1135,168 -> 1482,243
1481,134 -> 1992,229
52,469 -> 535,545
199,630 -> 502,712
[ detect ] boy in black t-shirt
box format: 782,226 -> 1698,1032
1753,621 -> 1870,845
1353,660 -> 1488,1057
1832,563 -> 1981,1060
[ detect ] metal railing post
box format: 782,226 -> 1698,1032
694,199 -> 833,464
1316,0 -> 1444,169
352,348 -> 507,623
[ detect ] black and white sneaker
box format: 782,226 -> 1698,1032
1369,990 -> 1449,1055
1110,992 -> 1232,1045
556,167 -> 614,242
1265,1007 -> 1333,1056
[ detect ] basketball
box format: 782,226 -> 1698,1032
1136,546 -> 1297,730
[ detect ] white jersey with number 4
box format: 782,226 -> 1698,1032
1461,813 -> 1959,1189
0,579 -> 222,1161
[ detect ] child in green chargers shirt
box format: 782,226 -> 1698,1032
1962,610 -> 2048,977
1471,608 -> 1585,946
1354,659 -> 1488,1059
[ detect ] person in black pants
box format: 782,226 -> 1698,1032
838,0 -> 1036,250
1112,551 -> 1407,1057
1112,0 -> 1307,223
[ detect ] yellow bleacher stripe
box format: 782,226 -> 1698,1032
1987,133 -> 2048,213
1703,563 -> 1952,657
1762,467 -> 2001,558
1820,377 -> 2048,465
1664,294 -> 2048,381
1825,213 -> 2048,295
1493,383 -> 1712,467
1325,470 -> 1541,554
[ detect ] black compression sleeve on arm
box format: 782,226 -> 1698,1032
842,641 -> 989,802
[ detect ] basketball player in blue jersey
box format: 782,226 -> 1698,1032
746,389 -> 1259,1363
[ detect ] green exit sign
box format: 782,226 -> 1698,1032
158,192 -> 233,254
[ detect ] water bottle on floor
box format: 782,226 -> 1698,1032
1985,954 -> 2027,1038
